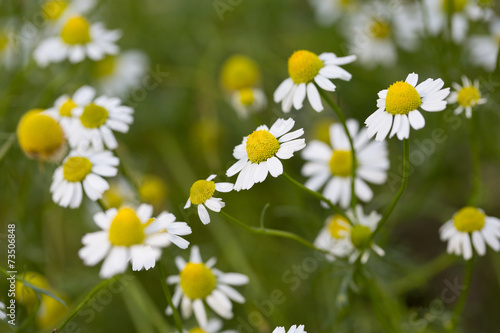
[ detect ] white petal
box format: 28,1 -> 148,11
307,83 -> 323,112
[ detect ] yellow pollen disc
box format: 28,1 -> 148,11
108,208 -> 146,246
329,150 -> 353,177
15,272 -> 49,307
246,130 -> 280,164
220,55 -> 261,91
80,103 -> 109,128
61,16 -> 91,45
180,263 -> 217,299
0,33 -> 8,51
239,88 -> 255,106
140,175 -> 167,205
370,20 -> 391,39
385,81 -> 422,115
17,110 -> 65,161
188,328 -> 207,333
63,156 -> 92,182
443,0 -> 467,13
328,215 -> 350,239
92,55 -> 116,78
42,0 -> 69,21
453,207 -> 485,233
350,225 -> 372,250
59,98 -> 77,117
288,50 -> 323,84
189,180 -> 215,205
457,86 -> 480,107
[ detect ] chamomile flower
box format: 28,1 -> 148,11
226,118 -> 306,191
302,119 -> 389,208
319,205 -> 384,264
274,50 -> 356,112
440,207 -> 500,260
17,109 -> 67,162
50,149 -> 119,208
166,246 -> 249,328
309,0 -> 357,26
44,86 -> 95,134
0,301 -> 5,320
41,0 -> 95,24
79,204 -> 191,278
220,55 -> 261,92
273,325 -> 307,333
181,318 -> 237,333
448,76 -> 487,118
34,15 -> 120,67
468,17 -> 500,72
185,175 -> 233,225
69,86 -> 134,150
230,88 -> 267,119
91,50 -> 149,97
365,73 -> 450,141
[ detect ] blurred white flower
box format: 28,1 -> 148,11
180,318 -> 237,333
273,325 -> 307,333
468,17 -> 500,72
308,0 -> 357,26
0,301 -> 6,320
230,88 -> 266,119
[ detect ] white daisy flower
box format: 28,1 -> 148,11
316,205 -> 385,264
273,50 -> 356,112
0,301 -> 6,320
226,118 -> 306,191
365,72 -> 450,141
166,246 -> 249,328
447,76 -> 487,118
69,86 -> 134,150
91,50 -> 149,97
44,86 -> 95,134
309,0 -> 357,26
79,204 -> 191,278
180,318 -> 237,333
230,87 -> 267,119
50,148 -> 119,208
468,17 -> 500,72
184,175 -> 233,225
440,207 -> 500,260
302,119 -> 389,208
41,0 -> 96,25
34,15 -> 120,67
273,325 -> 307,333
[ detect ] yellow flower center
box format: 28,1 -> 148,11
92,55 -> 116,78
0,33 -> 8,51
62,156 -> 92,182
453,206 -> 485,233
108,208 -> 146,246
60,16 -> 91,45
246,130 -> 280,164
104,186 -> 123,209
329,150 -> 353,177
80,103 -> 109,128
239,88 -> 255,106
457,86 -> 480,107
139,175 -> 167,205
180,263 -> 217,299
350,225 -> 372,250
220,55 -> 261,91
15,272 -> 49,307
42,0 -> 69,21
443,0 -> 467,13
370,19 -> 391,39
288,50 -> 323,84
328,214 -> 350,239
188,328 -> 207,333
16,110 -> 65,160
385,81 -> 422,115
59,98 -> 77,117
189,180 -> 215,205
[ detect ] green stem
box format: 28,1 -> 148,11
447,258 -> 474,332
157,264 -> 183,333
318,89 -> 358,211
219,210 -> 331,255
281,172 -> 351,224
97,198 -> 108,211
54,276 -> 118,332
467,117 -> 481,206
370,139 -> 410,240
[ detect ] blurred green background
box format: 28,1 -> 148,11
1,0 -> 500,332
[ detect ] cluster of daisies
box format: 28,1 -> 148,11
308,0 -> 499,71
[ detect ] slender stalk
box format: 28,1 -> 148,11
219,210 -> 331,255
54,276 -> 118,332
157,264 -> 183,333
281,172 -> 351,224
447,258 -> 474,332
467,117 -> 481,206
97,198 -> 108,211
318,89 -> 358,211
370,139 -> 410,240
